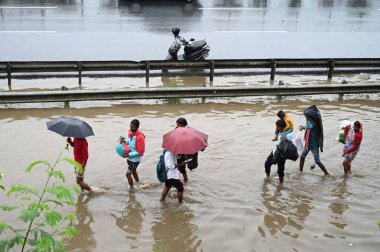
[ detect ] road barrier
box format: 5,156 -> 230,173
0,84 -> 379,104
1,58 -> 380,89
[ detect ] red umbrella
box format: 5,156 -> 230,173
162,127 -> 208,154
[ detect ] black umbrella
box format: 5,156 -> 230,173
47,117 -> 94,138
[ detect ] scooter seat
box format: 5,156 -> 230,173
184,40 -> 207,53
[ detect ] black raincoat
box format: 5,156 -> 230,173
303,105 -> 324,152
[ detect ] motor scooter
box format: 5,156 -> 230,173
165,27 -> 210,60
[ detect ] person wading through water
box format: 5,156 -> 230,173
299,105 -> 329,175
121,119 -> 146,189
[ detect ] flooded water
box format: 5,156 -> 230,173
1,97 -> 380,251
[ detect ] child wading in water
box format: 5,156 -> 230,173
272,110 -> 294,141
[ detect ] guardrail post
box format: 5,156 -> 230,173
270,60 -> 276,81
209,60 -> 215,83
328,59 -> 335,81
202,76 -> 208,103
145,61 -> 150,85
78,61 -> 82,86
7,62 -> 11,90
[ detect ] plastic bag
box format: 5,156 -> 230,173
294,131 -> 304,153
336,120 -> 352,144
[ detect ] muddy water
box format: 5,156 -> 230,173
1,99 -> 380,252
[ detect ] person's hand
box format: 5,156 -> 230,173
120,138 -> 126,144
342,151 -> 346,157
299,125 -> 305,131
66,137 -> 72,143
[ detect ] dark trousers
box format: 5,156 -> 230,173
265,151 -> 285,177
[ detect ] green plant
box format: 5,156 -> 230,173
164,77 -> 182,104
0,151 -> 83,252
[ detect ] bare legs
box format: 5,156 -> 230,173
300,157 -> 329,175
316,162 -> 329,175
299,157 -> 305,172
126,171 -> 139,188
182,172 -> 188,183
160,186 -> 183,203
76,178 -> 92,192
343,161 -> 351,174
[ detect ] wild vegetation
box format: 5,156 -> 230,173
0,150 -> 82,252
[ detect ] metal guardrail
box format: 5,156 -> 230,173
0,84 -> 379,104
1,58 -> 380,88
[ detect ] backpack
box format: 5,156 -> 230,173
187,152 -> 199,170
272,140 -> 299,164
156,150 -> 168,183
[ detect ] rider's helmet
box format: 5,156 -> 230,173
172,26 -> 180,37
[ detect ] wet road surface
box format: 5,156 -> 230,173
0,0 -> 379,60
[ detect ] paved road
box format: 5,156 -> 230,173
0,0 -> 379,60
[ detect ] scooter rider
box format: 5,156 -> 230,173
168,27 -> 188,60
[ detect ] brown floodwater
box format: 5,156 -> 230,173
1,82 -> 380,251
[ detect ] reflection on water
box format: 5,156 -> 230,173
213,0 -> 243,7
151,205 -> 201,252
259,181 -> 313,239
348,0 -> 369,7
65,194 -> 96,252
249,0 -> 267,7
288,0 -> 301,7
118,0 -> 203,17
111,193 -> 144,248
161,75 -> 207,88
328,177 -> 351,231
0,0 -> 377,34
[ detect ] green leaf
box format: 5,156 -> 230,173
42,199 -> 64,207
0,221 -> 8,233
63,213 -> 77,222
1,235 -> 24,250
61,200 -> 77,208
7,184 -> 39,197
61,157 -> 83,174
72,185 -> 81,195
25,160 -> 50,173
46,185 -> 75,203
35,237 -> 52,252
20,196 -> 31,201
52,242 -> 65,252
49,170 -> 66,183
0,240 -> 8,251
0,205 -> 18,211
378,221 -> 380,228
19,209 -> 39,222
44,211 -> 62,227
0,185 -> 5,191
60,226 -> 78,238
28,202 -> 50,212
0,172 -> 4,180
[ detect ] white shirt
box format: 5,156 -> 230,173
164,150 -> 180,180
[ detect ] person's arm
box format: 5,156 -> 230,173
67,137 -> 74,147
287,117 -> 294,130
345,132 -> 362,154
128,150 -> 140,158
177,154 -> 187,168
